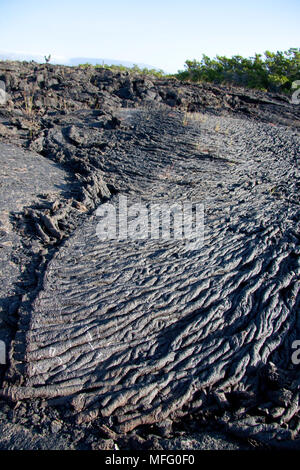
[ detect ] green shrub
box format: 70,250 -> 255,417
176,48 -> 300,93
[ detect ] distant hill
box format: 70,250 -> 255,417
68,57 -> 155,69
0,51 -> 158,70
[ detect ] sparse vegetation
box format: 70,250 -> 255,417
78,62 -> 166,78
23,90 -> 34,115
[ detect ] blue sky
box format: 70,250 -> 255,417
0,0 -> 299,72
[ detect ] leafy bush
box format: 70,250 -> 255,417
176,48 -> 300,93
